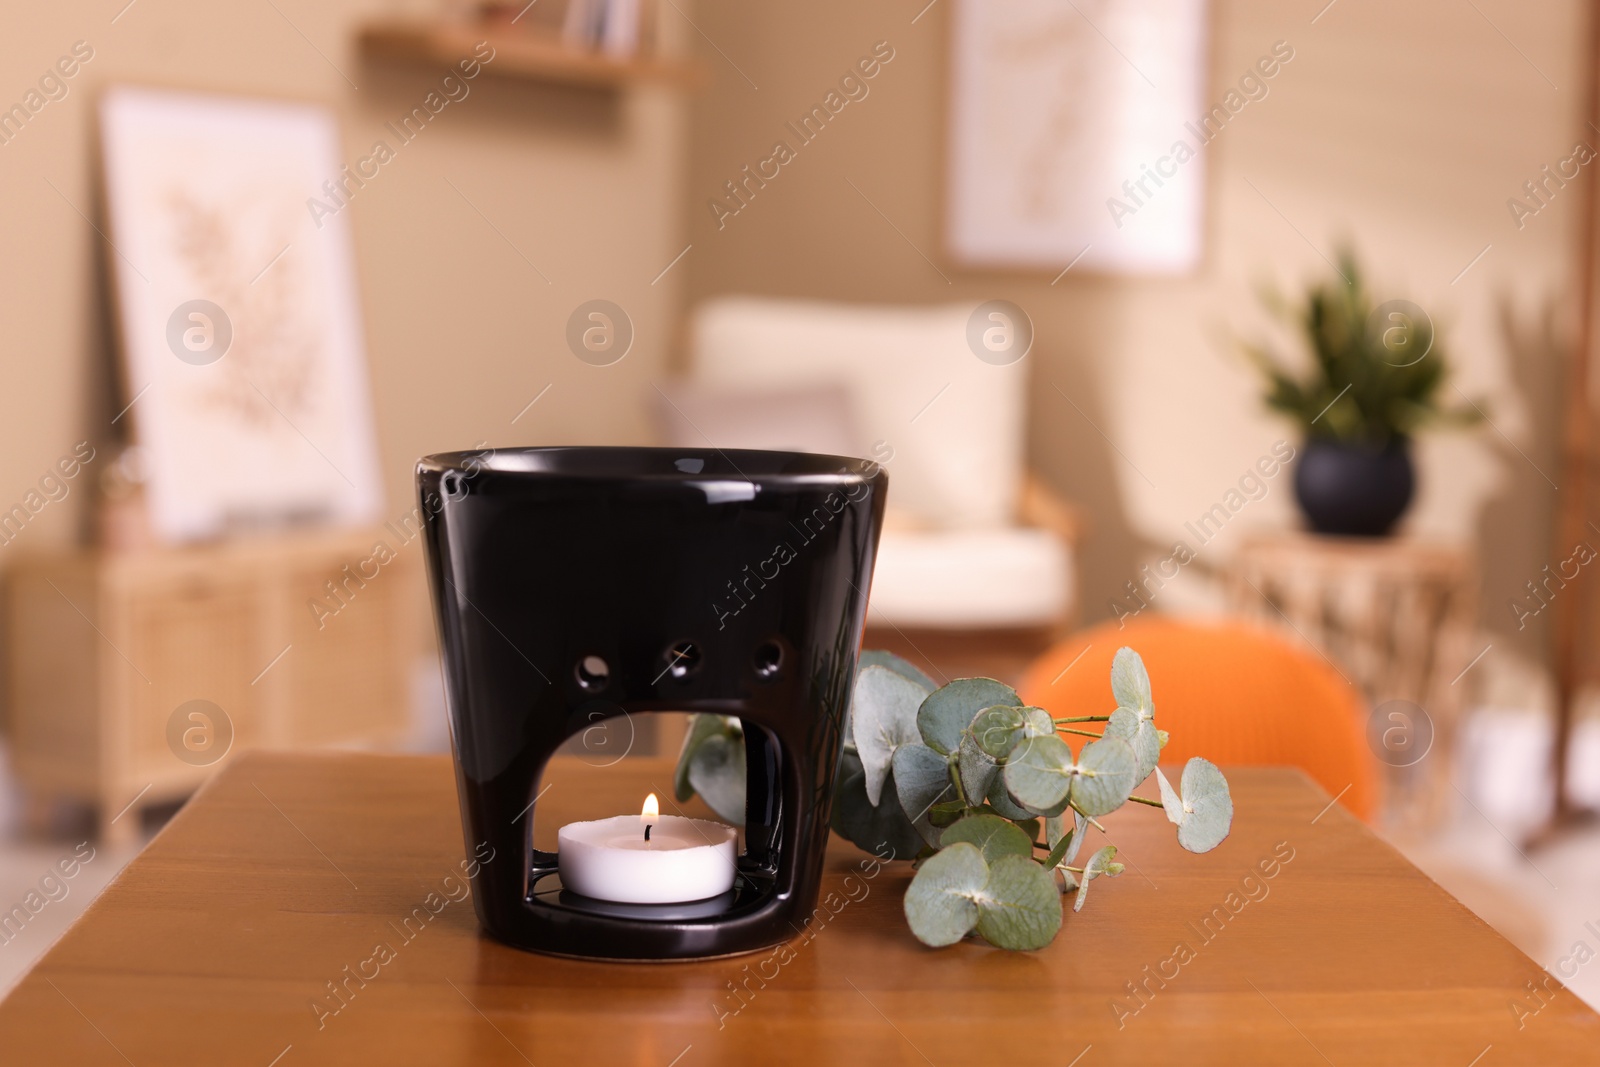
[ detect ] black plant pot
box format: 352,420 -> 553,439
1293,437 -> 1415,537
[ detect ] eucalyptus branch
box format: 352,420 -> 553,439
681,647 -> 1236,952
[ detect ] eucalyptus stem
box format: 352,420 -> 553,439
1127,795 -> 1164,808
1053,715 -> 1112,724
948,762 -> 968,806
1057,727 -> 1104,739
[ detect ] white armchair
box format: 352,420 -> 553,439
658,296 -> 1082,632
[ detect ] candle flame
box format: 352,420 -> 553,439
641,793 -> 659,823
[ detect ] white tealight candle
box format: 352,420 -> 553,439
557,793 -> 738,904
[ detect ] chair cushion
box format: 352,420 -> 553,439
690,297 -> 1026,529
651,380 -> 864,458
869,527 -> 1071,628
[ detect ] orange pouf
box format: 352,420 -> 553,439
1018,615 -> 1377,821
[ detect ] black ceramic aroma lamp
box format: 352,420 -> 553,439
418,446 -> 886,961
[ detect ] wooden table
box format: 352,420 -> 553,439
2,753 -> 1594,1065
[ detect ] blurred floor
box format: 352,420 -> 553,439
1388,708 -> 1600,1011
0,741 -> 143,999
1395,814 -> 1600,1011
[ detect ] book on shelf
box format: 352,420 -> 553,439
561,0 -> 644,57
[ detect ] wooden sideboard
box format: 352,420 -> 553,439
3,529 -> 419,843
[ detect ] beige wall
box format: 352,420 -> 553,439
0,0 -> 689,545
681,0 -> 1589,702
0,0 -> 1587,704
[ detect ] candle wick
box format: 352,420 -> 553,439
644,823 -> 651,843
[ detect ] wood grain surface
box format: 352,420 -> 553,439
0,752 -> 1594,1066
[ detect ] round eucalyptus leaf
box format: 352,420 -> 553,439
1066,736 -> 1137,817
974,855 -> 1063,950
1072,844 -> 1123,913
674,713 -> 740,802
832,748 -> 924,862
970,704 -> 1028,759
859,650 -> 937,693
1154,767 -> 1184,825
1105,706 -> 1161,783
893,742 -> 956,847
920,678 -> 1019,755
686,732 -> 746,825
1002,734 -> 1074,812
903,842 -> 986,947
1044,808 -> 1088,869
1110,647 -> 1153,716
1063,809 -> 1089,865
957,733 -> 999,803
1041,829 -> 1072,870
929,799 -> 967,827
853,666 -> 927,806
1084,844 -> 1123,880
939,813 -> 1033,864
985,768 -> 1034,820
1175,757 -> 1233,853
1029,795 -> 1073,818
1020,707 -> 1056,739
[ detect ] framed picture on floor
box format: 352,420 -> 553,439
99,85 -> 384,542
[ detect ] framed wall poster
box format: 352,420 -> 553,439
99,86 -> 384,542
944,0 -> 1210,274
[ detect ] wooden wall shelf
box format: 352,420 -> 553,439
357,19 -> 704,92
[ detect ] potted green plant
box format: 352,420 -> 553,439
1244,251 -> 1481,536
